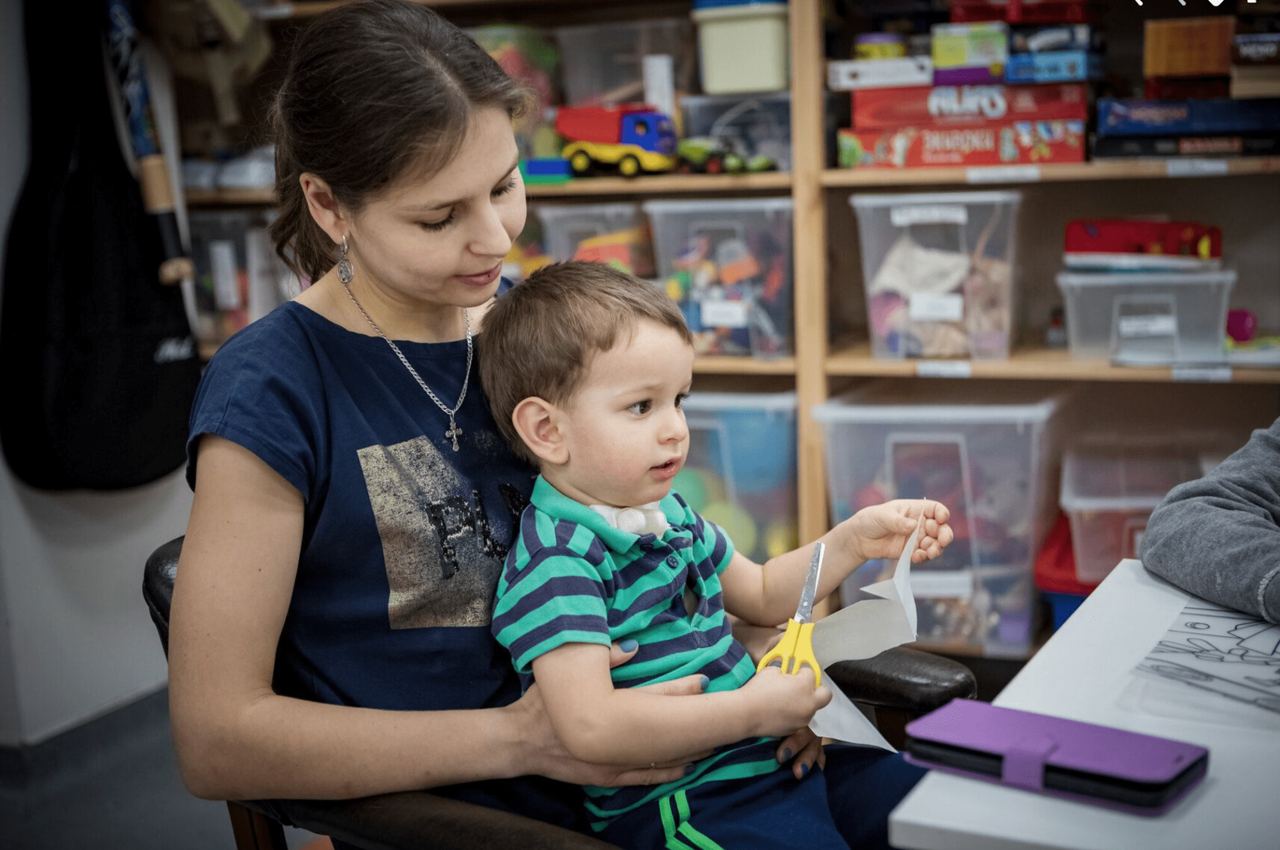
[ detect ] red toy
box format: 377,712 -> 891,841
1063,219 -> 1223,270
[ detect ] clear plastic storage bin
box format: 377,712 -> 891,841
813,381 -> 1064,657
643,197 -> 793,359
850,191 -> 1022,360
555,18 -> 695,106
533,203 -> 654,276
681,92 -> 792,170
692,1 -> 790,95
676,391 -> 797,563
1060,436 -> 1227,585
1056,270 -> 1235,365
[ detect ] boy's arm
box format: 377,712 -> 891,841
530,643 -> 828,766
720,499 -> 952,626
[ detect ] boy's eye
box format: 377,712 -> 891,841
627,400 -> 651,415
675,392 -> 690,408
493,177 -> 518,197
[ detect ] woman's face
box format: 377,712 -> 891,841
347,107 -> 526,310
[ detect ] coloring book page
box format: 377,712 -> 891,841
1121,600 -> 1280,729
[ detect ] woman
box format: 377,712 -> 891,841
170,0 -> 710,835
169,2 -> 922,846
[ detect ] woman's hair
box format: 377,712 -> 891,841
268,0 -> 528,282
479,261 -> 694,466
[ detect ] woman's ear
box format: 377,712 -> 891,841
299,172 -> 347,244
511,397 -> 568,466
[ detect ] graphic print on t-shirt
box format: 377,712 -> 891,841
358,433 -> 523,629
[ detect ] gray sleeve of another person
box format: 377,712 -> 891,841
1139,417 -> 1280,624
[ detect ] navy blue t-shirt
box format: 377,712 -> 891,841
186,298 -> 537,714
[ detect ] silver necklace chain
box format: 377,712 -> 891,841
339,278 -> 473,452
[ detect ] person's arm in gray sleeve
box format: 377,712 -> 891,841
1139,417 -> 1280,623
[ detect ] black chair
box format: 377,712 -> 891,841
145,536 -> 975,850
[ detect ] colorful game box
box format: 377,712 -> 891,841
839,119 -> 1085,168
1096,98 -> 1280,137
1005,49 -> 1102,83
932,22 -> 1009,85
853,84 -> 1088,130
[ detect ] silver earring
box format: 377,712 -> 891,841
338,235 -> 353,285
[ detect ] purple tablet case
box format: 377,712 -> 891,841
904,699 -> 1209,815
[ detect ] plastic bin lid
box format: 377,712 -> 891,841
682,390 -> 796,412
811,380 -> 1062,425
642,197 -> 793,214
1056,270 -> 1237,288
850,190 -> 1022,209
535,202 -> 640,220
1060,436 -> 1227,512
693,1 -> 788,17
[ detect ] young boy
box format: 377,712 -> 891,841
478,261 -> 952,849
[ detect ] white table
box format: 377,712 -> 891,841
889,559 -> 1280,850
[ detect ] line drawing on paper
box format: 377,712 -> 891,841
1135,601 -> 1280,716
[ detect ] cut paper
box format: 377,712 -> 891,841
810,673 -> 894,752
802,517 -> 924,752
811,517 -> 922,666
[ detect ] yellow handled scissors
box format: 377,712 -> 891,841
756,542 -> 825,688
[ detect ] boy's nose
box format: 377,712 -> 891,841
661,410 -> 688,444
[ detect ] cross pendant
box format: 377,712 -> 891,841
445,419 -> 462,452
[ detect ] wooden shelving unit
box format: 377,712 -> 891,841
202,2 -> 1278,645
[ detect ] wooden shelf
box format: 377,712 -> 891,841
186,173 -> 792,208
694,355 -> 794,376
821,157 -> 1280,189
826,342 -> 1280,384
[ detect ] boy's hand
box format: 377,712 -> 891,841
741,666 -> 831,738
776,727 -> 826,780
844,499 -> 953,564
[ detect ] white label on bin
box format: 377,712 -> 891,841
909,292 -> 964,323
910,572 -> 974,599
699,300 -> 750,329
209,240 -> 241,310
966,164 -> 1041,184
1172,366 -> 1233,383
1166,159 -> 1229,177
1117,315 -> 1177,338
915,360 -> 972,378
890,205 -> 967,227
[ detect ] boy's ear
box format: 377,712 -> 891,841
511,397 -> 568,466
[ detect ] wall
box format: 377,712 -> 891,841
0,0 -> 192,747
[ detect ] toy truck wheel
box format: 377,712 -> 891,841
569,151 -> 593,174
618,155 -> 641,178
705,155 -> 724,175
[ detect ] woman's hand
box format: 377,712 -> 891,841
842,499 -> 953,564
508,641 -> 711,788
776,727 -> 825,780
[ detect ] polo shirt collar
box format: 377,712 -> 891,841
530,475 -> 685,551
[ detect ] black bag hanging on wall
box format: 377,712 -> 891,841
1,0 -> 201,490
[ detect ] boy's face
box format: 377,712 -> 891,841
549,320 -> 694,509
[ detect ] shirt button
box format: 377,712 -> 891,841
666,555 -> 680,568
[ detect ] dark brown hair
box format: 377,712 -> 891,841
479,261 -> 694,464
268,0 -> 528,282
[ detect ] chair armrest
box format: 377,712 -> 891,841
826,647 -> 976,715
270,791 -> 619,850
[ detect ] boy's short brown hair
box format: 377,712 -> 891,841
479,261 -> 693,465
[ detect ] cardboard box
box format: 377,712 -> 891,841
1144,17 -> 1234,79
1096,98 -> 1280,138
853,84 -> 1088,130
838,120 -> 1085,168
827,57 -> 934,91
1010,24 -> 1102,54
932,22 -> 1009,85
1005,50 -> 1102,82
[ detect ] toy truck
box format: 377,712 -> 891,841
556,104 -> 677,177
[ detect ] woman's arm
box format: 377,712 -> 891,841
529,644 -> 830,766
169,437 -> 699,801
1141,419 -> 1280,623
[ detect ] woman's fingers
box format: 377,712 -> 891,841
608,640 -> 640,668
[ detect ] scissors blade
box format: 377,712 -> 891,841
794,542 -> 824,623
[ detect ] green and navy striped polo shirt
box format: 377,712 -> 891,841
492,476 -> 780,828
